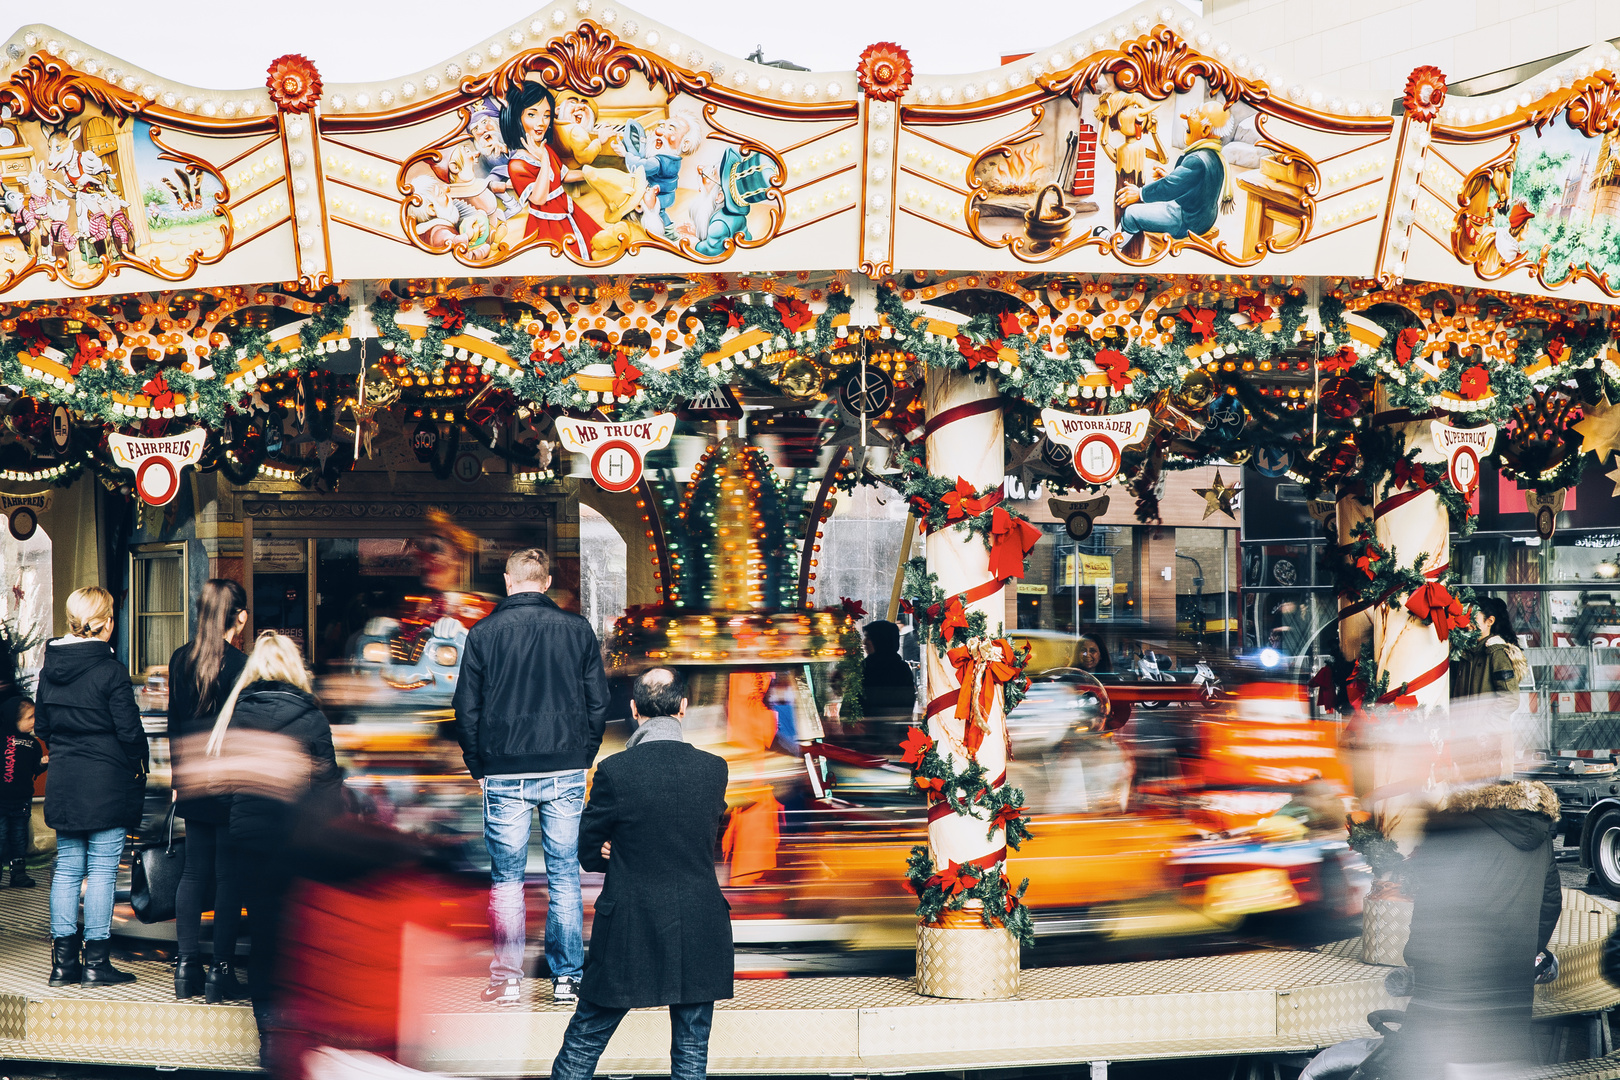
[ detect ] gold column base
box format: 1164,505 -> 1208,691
915,920 -> 1021,1000
1361,897 -> 1414,966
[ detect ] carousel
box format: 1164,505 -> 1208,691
2,0 -> 1620,1074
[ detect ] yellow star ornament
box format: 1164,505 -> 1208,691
1194,470 -> 1241,520
1575,396 -> 1620,463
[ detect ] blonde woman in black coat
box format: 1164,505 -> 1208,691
203,632 -> 343,1064
37,587 -> 147,987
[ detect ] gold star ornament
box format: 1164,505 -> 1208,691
1194,470 -> 1241,520
1575,395 -> 1620,463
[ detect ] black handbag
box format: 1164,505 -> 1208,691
130,791 -> 184,924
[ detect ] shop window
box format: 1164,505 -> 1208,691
1019,523 -> 1141,635
131,544 -> 186,675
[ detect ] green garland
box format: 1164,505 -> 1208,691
906,846 -> 1034,946
0,297 -> 350,429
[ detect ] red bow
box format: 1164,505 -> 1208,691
1547,337 -> 1568,363
913,775 -> 945,794
15,321 -> 48,356
1395,328 -> 1422,366
899,726 -> 933,766
1237,296 -> 1274,323
909,495 -> 934,519
1406,581 -> 1468,641
840,596 -> 867,619
1458,365 -> 1491,400
925,859 -> 982,897
426,296 -> 466,332
1180,307 -> 1217,343
947,638 -> 1020,751
775,298 -> 813,333
611,351 -> 642,397
955,334 -> 1001,369
1391,457 -> 1430,491
141,372 -> 175,410
71,333 -> 104,376
1094,348 -> 1131,390
1319,346 -> 1358,374
714,298 -> 744,330
1307,664 -> 1337,711
998,310 -> 1024,338
990,802 -> 1024,834
1356,544 -> 1379,580
941,477 -> 996,522
533,346 -> 566,367
989,506 -> 1041,581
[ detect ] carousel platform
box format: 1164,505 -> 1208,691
0,879 -> 1617,1076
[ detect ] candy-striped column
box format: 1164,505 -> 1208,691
922,370 -> 1008,872
1371,411 -> 1450,710
1336,484 -> 1374,661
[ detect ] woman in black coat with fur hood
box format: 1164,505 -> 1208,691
1382,779 -> 1563,1078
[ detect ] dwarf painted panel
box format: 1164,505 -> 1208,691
400,75 -> 777,266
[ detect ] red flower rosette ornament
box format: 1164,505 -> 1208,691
857,42 -> 913,101
267,54 -> 322,114
1403,66 -> 1446,123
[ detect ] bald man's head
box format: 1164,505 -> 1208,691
632,667 -> 688,719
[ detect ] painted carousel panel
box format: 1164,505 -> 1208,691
1406,48 -> 1620,305
891,26 -> 1395,277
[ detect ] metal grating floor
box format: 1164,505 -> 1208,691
0,876 -> 1616,1075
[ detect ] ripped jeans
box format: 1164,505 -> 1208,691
483,772 -> 586,983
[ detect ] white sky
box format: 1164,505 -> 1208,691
10,0 -> 1197,88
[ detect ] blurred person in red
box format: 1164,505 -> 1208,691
166,579 -> 250,1002
549,667 -> 732,1080
197,632 -> 345,1067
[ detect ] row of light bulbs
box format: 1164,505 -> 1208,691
1437,48 -> 1620,127
4,7 -> 1399,124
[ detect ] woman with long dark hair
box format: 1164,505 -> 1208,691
1452,595 -> 1531,778
499,80 -> 603,254
167,579 -> 249,1001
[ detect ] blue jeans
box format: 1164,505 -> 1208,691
550,997 -> 715,1080
51,827 -> 125,940
483,772 -> 585,982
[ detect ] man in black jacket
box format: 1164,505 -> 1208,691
452,547 -> 609,1007
550,668 -> 732,1080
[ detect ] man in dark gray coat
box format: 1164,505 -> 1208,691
550,668 -> 732,1080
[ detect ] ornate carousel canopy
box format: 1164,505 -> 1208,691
0,0 -> 1613,506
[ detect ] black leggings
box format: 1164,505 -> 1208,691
242,856 -> 291,1031
175,819 -> 242,959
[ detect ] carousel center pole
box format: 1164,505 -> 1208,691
915,365 -> 1019,999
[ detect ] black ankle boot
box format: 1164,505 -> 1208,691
48,935 -> 81,986
80,938 -> 136,986
205,959 -> 247,1003
175,955 -> 205,999
10,860 -> 35,887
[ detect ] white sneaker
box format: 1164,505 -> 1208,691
479,978 -> 521,1006
551,977 -> 578,1005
